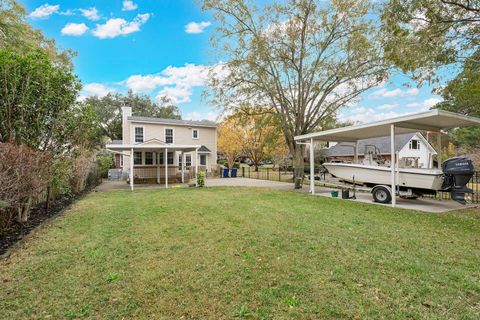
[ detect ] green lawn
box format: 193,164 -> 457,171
1,187 -> 480,319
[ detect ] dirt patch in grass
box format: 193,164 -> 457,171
0,190 -> 92,257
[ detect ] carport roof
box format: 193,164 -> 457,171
295,109 -> 480,142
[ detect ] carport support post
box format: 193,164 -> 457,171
130,148 -> 134,191
437,132 -> 442,168
310,138 -> 315,194
354,141 -> 359,164
390,124 -> 396,207
165,148 -> 168,188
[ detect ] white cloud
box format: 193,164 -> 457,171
185,111 -> 218,122
156,86 -> 193,104
341,108 -> 408,124
61,23 -> 89,36
122,0 -> 138,11
370,87 -> 419,99
406,97 -> 443,110
185,21 -> 211,34
376,103 -> 397,110
124,63 -> 223,104
81,83 -> 115,98
29,4 -> 60,19
79,7 -> 100,21
92,13 -> 150,39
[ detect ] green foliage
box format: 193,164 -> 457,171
0,200 -> 8,209
106,273 -> 119,283
196,171 -> 206,187
84,91 -> 182,140
0,0 -> 73,66
0,49 -> 81,152
381,0 -> 479,83
48,157 -> 74,197
435,50 -> 480,148
97,153 -> 114,178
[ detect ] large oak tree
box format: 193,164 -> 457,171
203,0 -> 389,188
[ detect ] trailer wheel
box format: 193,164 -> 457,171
372,186 -> 392,204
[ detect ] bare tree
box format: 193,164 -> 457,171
204,0 -> 389,188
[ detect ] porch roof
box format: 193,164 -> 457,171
106,143 -> 201,153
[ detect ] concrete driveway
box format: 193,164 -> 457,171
206,177 -> 478,213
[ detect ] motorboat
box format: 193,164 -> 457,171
323,145 -> 474,204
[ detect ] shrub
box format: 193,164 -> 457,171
97,153 -> 114,178
0,143 -> 50,228
197,171 -> 206,187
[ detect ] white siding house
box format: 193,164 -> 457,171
106,107 -> 218,189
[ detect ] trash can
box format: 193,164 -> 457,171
223,168 -> 229,178
330,191 -> 339,198
342,189 -> 350,199
230,168 -> 238,178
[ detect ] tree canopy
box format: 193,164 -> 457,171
435,50 -> 480,148
203,0 -> 389,188
381,0 -> 480,83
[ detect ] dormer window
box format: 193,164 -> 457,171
165,128 -> 174,144
134,127 -> 144,143
409,139 -> 420,150
192,129 -> 199,139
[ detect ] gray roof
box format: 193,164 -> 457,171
128,116 -> 217,127
325,133 -> 422,157
111,140 -> 123,145
198,145 -> 211,152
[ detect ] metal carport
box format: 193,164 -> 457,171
294,109 -> 480,207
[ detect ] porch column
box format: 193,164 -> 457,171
437,132 -> 442,168
165,148 -> 168,188
156,151 -> 160,184
130,148 -> 134,191
195,148 -> 199,187
181,151 -> 185,183
390,124 -> 396,207
310,138 -> 315,195
354,141 -> 359,164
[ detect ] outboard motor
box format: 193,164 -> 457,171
441,157 -> 474,204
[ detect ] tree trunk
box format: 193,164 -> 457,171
293,145 -> 304,189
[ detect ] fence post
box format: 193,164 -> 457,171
279,168 -> 281,182
242,167 -> 245,177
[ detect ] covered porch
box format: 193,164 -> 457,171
106,140 -> 203,191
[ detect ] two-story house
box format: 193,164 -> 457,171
106,107 -> 218,190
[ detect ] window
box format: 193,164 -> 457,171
165,128 -> 174,144
200,154 -> 207,166
134,152 -> 142,165
178,154 -> 182,169
145,152 -> 153,165
167,152 -> 174,165
192,129 -> 199,139
186,154 -> 192,167
134,127 -> 144,143
158,152 -> 164,165
409,139 -> 420,150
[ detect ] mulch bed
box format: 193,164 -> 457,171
0,190 -> 93,257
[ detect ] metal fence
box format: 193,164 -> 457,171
235,166 -> 480,204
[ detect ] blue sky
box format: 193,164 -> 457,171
22,0 -> 444,123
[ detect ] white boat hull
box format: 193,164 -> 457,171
323,163 -> 444,191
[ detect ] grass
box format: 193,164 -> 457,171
1,187 -> 480,319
